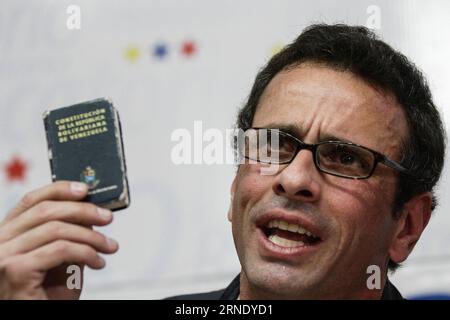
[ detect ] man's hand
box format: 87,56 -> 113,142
0,181 -> 119,300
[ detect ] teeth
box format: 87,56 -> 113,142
297,226 -> 306,235
268,220 -> 279,228
287,224 -> 298,233
269,234 -> 305,247
267,219 -> 316,238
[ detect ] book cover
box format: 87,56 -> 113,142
43,98 -> 130,211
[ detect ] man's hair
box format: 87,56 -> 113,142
235,23 -> 446,271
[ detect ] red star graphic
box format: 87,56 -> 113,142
5,156 -> 27,182
181,41 -> 196,57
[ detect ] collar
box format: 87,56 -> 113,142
220,274 -> 404,300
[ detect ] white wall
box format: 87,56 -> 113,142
0,0 -> 449,299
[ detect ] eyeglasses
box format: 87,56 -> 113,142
237,128 -> 411,179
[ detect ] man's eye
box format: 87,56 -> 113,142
339,152 -> 356,165
322,146 -> 367,168
334,149 -> 369,169
271,136 -> 295,152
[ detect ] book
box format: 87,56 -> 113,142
43,98 -> 130,211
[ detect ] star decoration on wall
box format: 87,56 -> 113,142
124,45 -> 140,62
4,156 -> 27,183
153,43 -> 168,59
270,43 -> 284,57
181,40 -> 197,57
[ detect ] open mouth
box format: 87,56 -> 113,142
262,219 -> 321,248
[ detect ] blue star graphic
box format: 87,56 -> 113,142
153,43 -> 168,59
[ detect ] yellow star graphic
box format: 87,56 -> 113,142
270,43 -> 284,57
124,46 -> 140,62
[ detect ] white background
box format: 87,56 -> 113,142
0,0 -> 449,299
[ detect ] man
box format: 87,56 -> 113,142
0,24 -> 446,299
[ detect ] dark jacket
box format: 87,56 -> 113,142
166,274 -> 404,300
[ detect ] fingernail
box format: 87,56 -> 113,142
98,256 -> 106,267
70,182 -> 87,195
97,207 -> 112,220
107,237 -> 118,249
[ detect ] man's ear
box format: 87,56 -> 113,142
388,192 -> 432,264
228,177 -> 237,222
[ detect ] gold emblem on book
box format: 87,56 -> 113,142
80,166 -> 100,189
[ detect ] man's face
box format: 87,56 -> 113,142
229,62 -> 409,299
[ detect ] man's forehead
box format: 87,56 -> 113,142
252,63 -> 409,156
256,63 -> 402,118
256,122 -> 354,144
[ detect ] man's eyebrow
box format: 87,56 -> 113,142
257,123 -> 354,144
260,123 -> 303,138
319,133 -> 354,144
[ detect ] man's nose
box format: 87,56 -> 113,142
272,149 -> 321,203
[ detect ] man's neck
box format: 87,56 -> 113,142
238,272 -> 387,300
